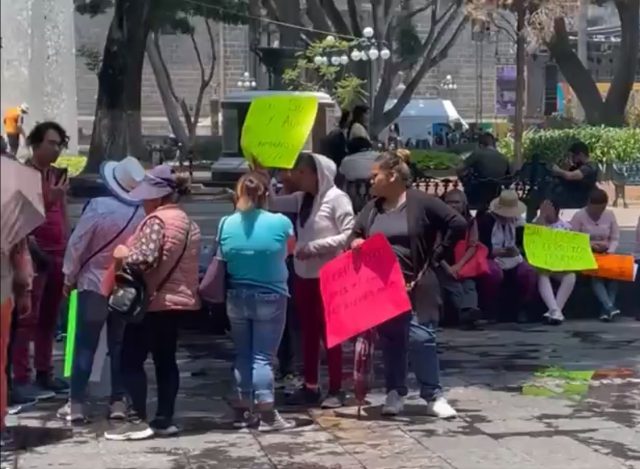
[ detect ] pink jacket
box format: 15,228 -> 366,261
130,205 -> 201,312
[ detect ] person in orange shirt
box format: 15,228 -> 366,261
3,103 -> 29,155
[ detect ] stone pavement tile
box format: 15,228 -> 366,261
317,417 -> 454,469
181,431 -> 273,469
255,424 -> 363,469
473,418 -> 549,435
417,434 -> 539,469
573,427 -> 640,464
540,417 -> 626,431
500,436 -> 628,469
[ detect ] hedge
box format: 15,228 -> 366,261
497,127 -> 640,164
411,150 -> 461,171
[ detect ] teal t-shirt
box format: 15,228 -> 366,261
218,209 -> 293,296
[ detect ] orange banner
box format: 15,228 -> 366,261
583,253 -> 637,282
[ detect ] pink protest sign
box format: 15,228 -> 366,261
319,234 -> 412,348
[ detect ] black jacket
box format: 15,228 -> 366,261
350,189 -> 468,323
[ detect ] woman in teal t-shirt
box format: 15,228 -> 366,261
218,172 -> 294,432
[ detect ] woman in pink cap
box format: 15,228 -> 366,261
104,165 -> 201,441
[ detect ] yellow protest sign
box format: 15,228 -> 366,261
523,224 -> 597,272
240,94 -> 319,169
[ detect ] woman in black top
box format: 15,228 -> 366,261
349,150 -> 467,418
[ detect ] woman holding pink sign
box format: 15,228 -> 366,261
349,149 -> 467,418
267,153 -> 355,410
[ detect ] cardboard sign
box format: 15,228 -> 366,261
319,234 -> 412,348
524,224 -> 597,272
583,253 -> 637,282
240,95 -> 319,169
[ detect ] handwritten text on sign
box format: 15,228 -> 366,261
240,95 -> 319,169
524,224 -> 597,272
319,234 -> 412,348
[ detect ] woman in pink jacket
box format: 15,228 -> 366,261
104,165 -> 201,442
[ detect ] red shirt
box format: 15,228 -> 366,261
28,163 -> 68,252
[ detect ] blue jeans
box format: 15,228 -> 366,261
227,288 -> 287,407
590,278 -> 619,314
377,312 -> 442,402
70,290 -> 126,404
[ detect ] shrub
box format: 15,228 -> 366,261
497,127 -> 640,164
410,150 -> 461,172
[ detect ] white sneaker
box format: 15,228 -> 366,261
381,390 -> 404,416
548,309 -> 565,324
426,397 -> 457,419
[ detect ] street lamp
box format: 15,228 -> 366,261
311,28 -> 392,129
312,29 -> 391,69
237,71 -> 257,89
439,74 -> 458,92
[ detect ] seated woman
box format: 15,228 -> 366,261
439,189 -> 483,329
533,200 -> 576,325
570,188 -> 621,321
476,190 -> 537,322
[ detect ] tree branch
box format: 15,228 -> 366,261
348,0 -> 363,37
260,0 -> 280,21
425,1 -> 462,59
305,0 -> 333,34
404,0 -> 436,21
190,31 -> 206,85
383,13 -> 467,128
154,32 -> 181,103
320,0 -> 352,35
203,18 -> 216,87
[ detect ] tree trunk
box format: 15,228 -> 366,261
602,0 -> 639,125
84,0 -> 152,174
548,0 -> 639,126
146,33 -> 189,147
513,0 -> 526,167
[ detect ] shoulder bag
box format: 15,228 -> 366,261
199,216 -> 228,304
108,221 -> 191,323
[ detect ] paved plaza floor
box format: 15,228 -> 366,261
2,319 -> 639,469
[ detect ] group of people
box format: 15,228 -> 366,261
1,120 -> 638,446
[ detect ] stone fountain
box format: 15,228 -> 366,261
1,0 -> 78,154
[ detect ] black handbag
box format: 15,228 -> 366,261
108,223 -> 191,323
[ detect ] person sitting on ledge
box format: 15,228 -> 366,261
550,141 -> 599,208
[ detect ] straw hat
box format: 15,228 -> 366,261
489,189 -> 526,218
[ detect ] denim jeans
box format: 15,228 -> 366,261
590,278 -> 619,313
377,312 -> 442,402
70,290 -> 126,404
227,288 -> 287,407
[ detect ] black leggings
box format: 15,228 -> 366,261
121,312 -> 180,421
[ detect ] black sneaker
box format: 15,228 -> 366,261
285,386 -> 321,406
320,391 -> 345,409
35,373 -> 69,394
12,383 -> 55,402
232,408 -> 259,429
149,418 -> 180,437
104,419 -> 154,441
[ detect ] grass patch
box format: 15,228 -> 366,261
53,155 -> 87,177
